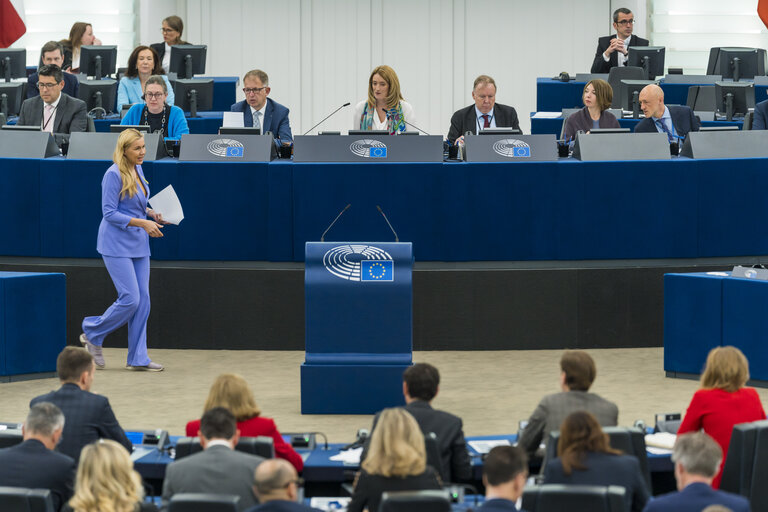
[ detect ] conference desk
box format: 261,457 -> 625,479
530,113 -> 742,136
91,111 -> 225,134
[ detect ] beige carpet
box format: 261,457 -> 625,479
3,348 -> 767,443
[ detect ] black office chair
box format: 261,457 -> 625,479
721,419 -> 768,510
544,427 -> 652,491
0,486 -> 54,512
743,111 -> 754,130
424,433 -> 448,483
608,67 -> 646,108
378,489 -> 451,512
686,85 -> 716,111
0,430 -> 23,449
167,493 -> 239,512
522,484 -> 626,512
174,436 -> 275,460
560,108 -> 581,140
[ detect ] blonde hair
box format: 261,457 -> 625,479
361,408 -> 426,478
367,65 -> 403,110
68,440 -> 144,512
700,346 -> 750,392
112,129 -> 144,199
203,373 -> 261,421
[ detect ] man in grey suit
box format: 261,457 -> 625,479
162,407 -> 265,511
517,350 -> 618,458
17,64 -> 87,134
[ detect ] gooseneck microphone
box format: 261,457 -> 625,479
381,108 -> 432,135
302,102 -> 351,136
320,204 -> 351,242
376,205 -> 399,242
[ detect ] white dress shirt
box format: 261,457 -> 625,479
475,105 -> 497,132
250,103 -> 267,131
162,43 -> 172,74
603,36 -> 631,67
42,93 -> 62,133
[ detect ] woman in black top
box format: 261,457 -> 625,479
348,408 -> 442,512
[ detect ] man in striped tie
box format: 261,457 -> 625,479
634,84 -> 700,142
17,64 -> 87,134
447,74 -> 522,145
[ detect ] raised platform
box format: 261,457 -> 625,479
1,256 -> 765,351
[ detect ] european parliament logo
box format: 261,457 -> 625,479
323,245 -> 394,282
492,139 -> 531,158
349,139 -> 388,158
361,260 -> 393,281
207,138 -> 245,158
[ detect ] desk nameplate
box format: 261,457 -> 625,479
293,135 -> 443,163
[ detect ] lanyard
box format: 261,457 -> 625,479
476,111 -> 495,133
42,105 -> 58,131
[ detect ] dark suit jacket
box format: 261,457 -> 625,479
27,72 -> 80,100
447,103 -> 521,143
230,97 -> 293,142
641,482 -> 750,512
633,105 -> 700,140
753,98 -> 768,130
563,107 -> 620,141
591,35 -> 650,73
478,498 -> 525,511
150,42 -> 166,63
544,452 -> 650,512
17,93 -> 88,134
347,467 -> 442,512
30,383 -> 132,461
361,400 -> 472,483
245,500 -> 323,512
0,439 -> 75,511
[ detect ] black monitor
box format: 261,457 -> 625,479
479,127 -> 522,135
686,86 -> 716,111
714,81 -> 755,121
620,79 -> 656,118
349,129 -> 389,136
1,124 -> 41,131
0,48 -> 26,83
110,124 -> 150,133
628,46 -> 666,80
699,126 -> 739,132
0,82 -> 24,117
172,78 -> 213,117
78,79 -> 117,118
79,45 -> 117,80
219,126 -> 261,135
589,128 -> 631,134
169,45 -> 207,79
710,47 -> 767,81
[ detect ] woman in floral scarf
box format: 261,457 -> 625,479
352,65 -> 416,135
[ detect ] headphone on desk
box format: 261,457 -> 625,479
553,72 -> 571,82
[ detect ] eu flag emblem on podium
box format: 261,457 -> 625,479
361,260 -> 394,281
226,146 -> 244,157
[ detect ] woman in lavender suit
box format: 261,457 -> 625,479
80,129 -> 166,371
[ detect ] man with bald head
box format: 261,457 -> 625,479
634,84 -> 699,141
246,459 -> 321,512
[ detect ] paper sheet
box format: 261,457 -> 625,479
148,185 -> 184,225
329,446 -> 362,464
645,432 -> 676,450
707,271 -> 729,276
309,497 -> 350,510
468,439 -> 512,454
222,111 -> 245,127
532,112 -> 564,119
130,447 -> 153,461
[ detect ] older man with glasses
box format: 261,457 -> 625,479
230,69 -> 293,145
17,64 -> 87,134
591,7 -> 649,73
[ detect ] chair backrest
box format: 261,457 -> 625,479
686,85 -> 716,111
378,489 -> 451,512
743,110 -> 754,130
608,67 -> 646,108
0,430 -> 24,448
424,433 -> 448,483
721,419 -> 768,510
522,484 -> 626,512
0,487 -> 54,512
545,427 -> 652,490
168,493 -> 239,512
174,436 -> 274,460
560,108 -> 581,140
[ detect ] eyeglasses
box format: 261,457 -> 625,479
161,28 -> 177,33
38,82 -> 59,90
243,87 -> 268,95
145,92 -> 165,99
616,19 -> 635,25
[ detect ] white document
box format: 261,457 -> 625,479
148,185 -> 184,225
468,439 -> 512,454
130,447 -> 153,461
532,112 -> 564,119
222,111 -> 245,128
707,271 -> 729,276
645,432 -> 676,450
329,446 -> 362,464
309,497 -> 350,510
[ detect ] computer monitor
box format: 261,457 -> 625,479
589,128 -> 631,134
79,46 -> 117,80
620,79 -> 656,118
109,124 -> 150,133
714,81 -> 755,121
169,45 -> 207,79
0,48 -> 26,82
77,79 -> 118,118
699,125 -> 739,132
218,126 -> 261,135
1,124 -> 41,131
627,46 -> 665,80
479,127 -> 522,135
686,86 -> 716,111
348,129 -> 389,136
172,79 -> 213,117
709,47 -> 767,82
0,82 -> 25,117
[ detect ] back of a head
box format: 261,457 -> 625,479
362,408 -> 426,478
57,346 -> 93,383
203,373 -> 260,422
253,459 -> 297,501
672,432 -> 722,479
25,402 -> 65,438
70,439 -> 143,511
403,363 -> 440,401
700,346 -> 749,392
560,350 -> 596,391
483,445 -> 528,486
200,406 -> 237,441
557,411 -> 618,475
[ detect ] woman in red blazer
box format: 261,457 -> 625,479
185,373 -> 303,472
678,346 -> 766,488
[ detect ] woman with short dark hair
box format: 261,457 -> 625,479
117,46 -> 174,109
562,79 -> 620,142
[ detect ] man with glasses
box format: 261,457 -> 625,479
248,459 -> 321,512
17,64 -> 87,134
231,69 -> 293,144
27,41 -> 80,99
591,8 -> 649,73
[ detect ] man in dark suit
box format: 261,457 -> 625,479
162,407 -> 265,511
591,8 -> 649,73
17,64 -> 87,134
752,98 -> 768,129
246,459 -> 322,512
0,402 -> 75,512
517,350 -> 618,458
362,363 -> 472,483
634,84 -> 700,141
230,69 -> 292,144
27,41 -> 79,99
30,346 -> 132,461
642,432 -> 749,512
478,446 -> 529,511
447,74 -> 521,144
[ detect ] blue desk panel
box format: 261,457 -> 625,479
722,277 -> 768,381
0,158 -> 41,256
93,111 -> 224,135
530,116 -> 742,136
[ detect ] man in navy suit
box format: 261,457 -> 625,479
27,41 -> 80,100
0,402 -> 75,511
642,432 -> 749,512
752,98 -> 768,129
478,445 -> 528,511
634,84 -> 700,141
591,8 -> 649,73
230,69 -> 292,144
247,459 -> 322,512
30,346 -> 132,461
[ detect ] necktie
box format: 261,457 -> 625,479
481,114 -> 490,128
253,110 -> 261,131
43,104 -> 54,133
654,119 -> 674,142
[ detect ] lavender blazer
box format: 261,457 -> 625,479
96,164 -> 150,258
